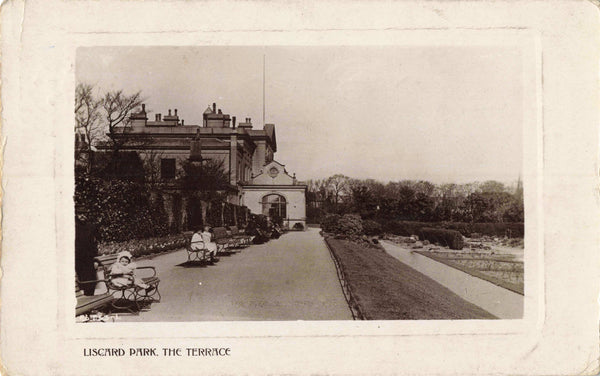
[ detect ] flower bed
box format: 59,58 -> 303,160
98,232 -> 193,258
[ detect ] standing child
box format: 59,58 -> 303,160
110,251 -> 154,292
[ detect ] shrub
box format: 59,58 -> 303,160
362,219 -> 382,236
292,223 -> 305,231
338,214 -> 363,236
75,175 -> 170,243
419,227 -> 464,250
321,214 -> 341,233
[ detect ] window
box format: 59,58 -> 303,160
161,158 -> 176,180
262,194 -> 287,221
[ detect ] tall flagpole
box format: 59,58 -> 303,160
263,54 -> 265,126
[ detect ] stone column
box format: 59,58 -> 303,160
229,134 -> 238,185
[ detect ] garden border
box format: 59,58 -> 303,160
322,235 -> 364,320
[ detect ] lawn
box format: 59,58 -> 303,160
324,236 -> 497,320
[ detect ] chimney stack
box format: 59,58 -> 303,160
158,113 -> 162,121
168,109 -> 172,116
181,119 -> 185,126
232,116 -> 236,128
141,104 -> 145,112
174,109 -> 178,116
212,103 -> 216,113
238,117 -> 253,129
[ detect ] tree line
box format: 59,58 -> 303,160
306,174 -> 523,224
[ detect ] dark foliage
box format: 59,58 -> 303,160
382,220 -> 524,238
179,158 -> 230,193
381,220 -> 429,237
75,174 -> 170,243
92,151 -> 146,182
362,219 -> 383,236
419,227 -> 464,250
337,214 -> 363,236
320,213 -> 342,233
307,177 -> 524,227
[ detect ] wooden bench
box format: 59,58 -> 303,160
94,254 -> 161,312
76,281 -> 113,316
228,226 -> 252,247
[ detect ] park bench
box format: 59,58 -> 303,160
186,236 -> 219,263
213,227 -> 238,253
94,254 -> 161,312
228,226 -> 252,247
75,280 -> 113,316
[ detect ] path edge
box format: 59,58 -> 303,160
322,235 -> 364,320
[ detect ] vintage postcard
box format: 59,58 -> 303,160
1,0 -> 599,375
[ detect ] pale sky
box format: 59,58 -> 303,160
77,46 -> 523,185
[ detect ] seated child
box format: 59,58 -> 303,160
190,228 -> 205,251
110,251 -> 154,292
200,226 -> 218,259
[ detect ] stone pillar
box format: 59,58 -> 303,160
229,134 -> 238,185
200,200 -> 208,227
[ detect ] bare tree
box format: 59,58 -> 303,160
97,90 -> 145,178
326,174 -> 350,206
101,89 -> 144,151
74,83 -> 102,171
142,149 -> 165,187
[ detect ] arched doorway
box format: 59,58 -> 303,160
262,194 -> 286,226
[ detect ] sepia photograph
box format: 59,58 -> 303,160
3,1 -> 599,374
75,46 -> 524,322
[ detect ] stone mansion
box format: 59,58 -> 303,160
102,102 -> 307,229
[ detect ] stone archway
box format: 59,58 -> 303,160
261,194 -> 287,226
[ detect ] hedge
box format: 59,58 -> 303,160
75,175 -> 170,243
419,227 -> 464,250
381,220 -> 430,237
362,219 -> 383,236
380,220 -> 524,238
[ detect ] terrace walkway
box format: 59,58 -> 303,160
118,228 -> 353,321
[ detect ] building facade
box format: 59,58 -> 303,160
105,103 -> 307,229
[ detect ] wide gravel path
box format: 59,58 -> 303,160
119,228 -> 353,321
